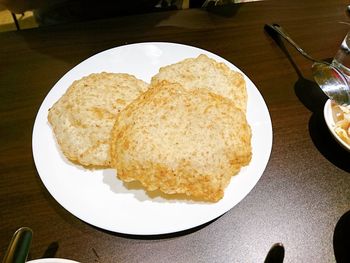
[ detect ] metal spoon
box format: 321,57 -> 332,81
265,23 -> 350,105
2,227 -> 33,263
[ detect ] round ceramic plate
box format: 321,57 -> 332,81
32,42 -> 273,235
27,259 -> 79,263
323,99 -> 350,151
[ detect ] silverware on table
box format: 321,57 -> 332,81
264,243 -> 285,263
2,227 -> 33,263
265,23 -> 350,106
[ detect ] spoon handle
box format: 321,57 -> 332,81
264,243 -> 285,263
2,227 -> 33,263
265,23 -> 322,64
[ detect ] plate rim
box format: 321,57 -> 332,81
27,259 -> 80,263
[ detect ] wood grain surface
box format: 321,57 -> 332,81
1,0 -> 350,262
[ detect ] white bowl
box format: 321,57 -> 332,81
323,99 -> 350,151
27,259 -> 80,263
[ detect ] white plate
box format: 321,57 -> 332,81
323,99 -> 350,151
27,259 -> 79,263
32,42 -> 272,235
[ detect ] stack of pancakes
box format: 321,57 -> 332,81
48,54 -> 252,202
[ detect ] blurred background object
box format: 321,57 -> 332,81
0,4 -> 37,32
0,0 -> 262,32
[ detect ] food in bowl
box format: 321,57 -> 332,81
331,101 -> 350,145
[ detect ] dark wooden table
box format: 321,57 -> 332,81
1,0 -> 350,262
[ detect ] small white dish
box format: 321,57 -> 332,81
323,99 -> 350,151
27,259 -> 80,263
